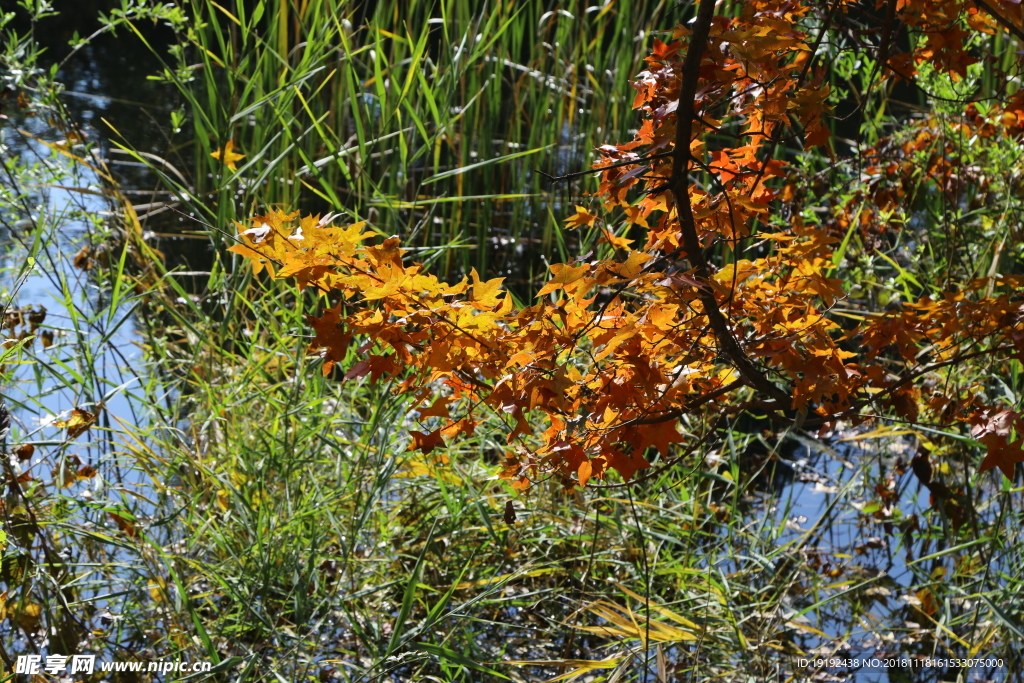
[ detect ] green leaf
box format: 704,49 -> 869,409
0,336 -> 35,365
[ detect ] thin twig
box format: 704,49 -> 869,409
536,151 -> 675,185
970,0 -> 1024,43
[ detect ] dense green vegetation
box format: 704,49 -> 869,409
0,1 -> 1022,682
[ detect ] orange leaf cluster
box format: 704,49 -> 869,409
229,0 -> 1024,488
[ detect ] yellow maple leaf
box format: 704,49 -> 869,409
565,205 -> 598,229
599,227 -> 635,250
469,267 -> 505,310
536,262 -> 590,297
54,407 -> 98,438
211,140 -> 245,171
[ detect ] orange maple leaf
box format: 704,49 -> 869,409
307,305 -> 351,376
417,397 -> 450,420
578,459 -> 594,487
978,435 -> 1024,481
408,429 -> 446,455
634,420 -> 686,458
606,449 -> 651,481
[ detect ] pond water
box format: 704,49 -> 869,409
757,434 -> 1017,683
2,94 -> 148,483
0,12 -> 197,657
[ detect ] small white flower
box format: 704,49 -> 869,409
316,212 -> 338,228
242,224 -> 271,243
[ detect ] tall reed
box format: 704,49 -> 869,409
115,0 -> 671,291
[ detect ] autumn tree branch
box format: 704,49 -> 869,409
801,344 -> 1020,427
970,0 -> 1024,43
670,0 -> 791,406
537,151 -> 675,185
876,0 -> 899,78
